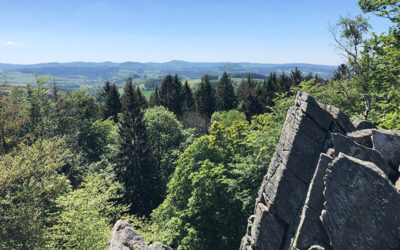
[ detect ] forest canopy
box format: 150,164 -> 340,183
1,0 -> 399,249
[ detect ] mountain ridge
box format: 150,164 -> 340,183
0,60 -> 337,70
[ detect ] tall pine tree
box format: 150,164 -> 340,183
181,81 -> 195,113
103,83 -> 121,122
216,72 -> 236,111
236,74 -> 262,120
259,76 -> 276,111
194,74 -> 216,120
116,80 -> 161,216
96,81 -> 111,102
290,67 -> 303,86
149,86 -> 161,107
159,74 -> 183,117
134,83 -> 148,109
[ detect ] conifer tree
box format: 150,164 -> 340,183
259,76 -> 275,110
216,72 -> 236,111
290,67 -> 303,86
96,81 -> 111,102
26,75 -> 51,137
116,80 -> 160,216
277,72 -> 291,93
134,84 -> 148,109
103,83 -> 121,122
268,72 -> 278,89
52,78 -> 59,102
181,81 -> 195,113
194,75 -> 216,120
149,86 -> 161,107
236,74 -> 262,120
332,64 -> 350,81
159,74 -> 183,117
304,72 -> 314,81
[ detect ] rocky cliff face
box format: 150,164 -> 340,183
240,92 -> 400,250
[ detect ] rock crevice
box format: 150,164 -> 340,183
240,92 -> 400,250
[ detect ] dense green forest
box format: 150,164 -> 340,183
1,0 -> 399,249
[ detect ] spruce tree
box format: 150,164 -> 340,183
290,67 -> 303,86
194,75 -> 216,120
149,86 -> 161,107
268,72 -> 278,90
236,74 -> 262,120
259,76 -> 275,111
332,64 -> 350,81
181,81 -> 195,113
159,74 -> 183,117
116,80 -> 160,216
277,71 -> 291,93
216,72 -> 236,111
134,84 -> 148,109
52,78 -> 59,102
103,83 -> 121,122
96,81 -> 111,102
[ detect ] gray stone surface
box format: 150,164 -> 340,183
108,220 -> 149,250
249,202 -> 285,250
346,129 -> 374,148
332,133 -> 393,178
291,154 -> 332,250
324,105 -> 355,133
108,220 -> 170,250
372,129 -> 400,169
352,118 -> 375,130
240,92 -> 353,250
240,92 -> 400,250
321,153 -> 400,250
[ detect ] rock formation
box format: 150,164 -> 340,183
108,220 -> 171,250
240,92 -> 400,250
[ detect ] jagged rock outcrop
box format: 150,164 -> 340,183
108,220 -> 171,250
240,92 -> 400,250
321,153 -> 400,249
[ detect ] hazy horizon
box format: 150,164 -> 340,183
0,59 -> 339,67
1,0 -> 393,65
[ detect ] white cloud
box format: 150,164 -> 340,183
5,41 -> 21,46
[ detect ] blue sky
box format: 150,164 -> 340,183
0,0 -> 393,65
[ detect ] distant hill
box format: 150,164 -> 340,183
0,60 -> 336,87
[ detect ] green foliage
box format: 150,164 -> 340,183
25,75 -> 54,139
216,72 -> 236,111
297,79 -> 364,120
144,106 -> 194,196
159,75 -> 183,117
103,82 -> 121,122
180,111 -> 209,136
181,81 -> 195,113
149,86 -> 161,107
116,80 -> 161,216
0,83 -> 28,154
0,139 -> 70,248
236,75 -> 262,120
358,25 -> 400,127
194,75 -> 216,120
211,109 -> 247,128
151,95 -> 290,249
47,174 -> 128,249
257,74 -> 276,111
359,0 -> 400,24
